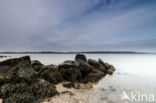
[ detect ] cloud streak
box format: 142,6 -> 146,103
0,0 -> 156,52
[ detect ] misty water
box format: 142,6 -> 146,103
0,54 -> 156,103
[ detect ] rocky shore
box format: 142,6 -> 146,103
0,54 -> 115,103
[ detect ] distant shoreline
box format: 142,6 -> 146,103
0,51 -> 155,54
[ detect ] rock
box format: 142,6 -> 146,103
45,64 -> 57,68
98,59 -> 115,75
104,63 -> 116,75
63,82 -> 80,89
77,61 -> 94,76
88,59 -> 107,73
29,79 -> 58,99
58,61 -> 81,82
0,79 -> 58,103
31,60 -> 43,66
31,60 -> 44,72
38,65 -> 63,84
98,58 -> 105,66
75,54 -> 87,63
3,93 -> 36,103
61,91 -> 74,96
81,69 -> 106,83
0,56 -> 36,83
0,54 -> 116,103
0,56 -> 7,58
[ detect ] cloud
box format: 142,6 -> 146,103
0,0 -> 156,52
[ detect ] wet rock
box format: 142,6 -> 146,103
81,69 -> 106,83
75,54 -> 87,63
63,82 -> 80,89
88,59 -> 107,73
0,56 -> 36,83
31,60 -> 43,66
98,59 -> 115,75
45,64 -> 57,69
58,61 -> 81,82
98,58 -> 105,67
3,93 -> 36,103
31,60 -> 44,72
61,91 -> 74,96
104,63 -> 115,75
38,65 -> 63,84
77,61 -> 94,74
29,79 -> 58,99
0,79 -> 58,103
0,54 -> 116,103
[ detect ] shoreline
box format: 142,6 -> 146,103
0,54 -> 115,103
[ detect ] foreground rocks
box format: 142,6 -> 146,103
0,54 -> 115,103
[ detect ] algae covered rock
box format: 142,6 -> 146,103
31,60 -> 43,66
0,79 -> 58,103
38,65 -> 63,84
58,60 -> 81,82
77,61 -> 94,74
29,79 -> 58,99
75,54 -> 87,63
88,59 -> 107,73
98,58 -> 116,75
104,63 -> 116,75
81,69 -> 106,83
0,54 -> 116,103
0,56 -> 36,83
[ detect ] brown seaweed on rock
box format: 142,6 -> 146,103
0,54 -> 115,103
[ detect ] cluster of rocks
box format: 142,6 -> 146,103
0,54 -> 115,103
0,56 -> 7,58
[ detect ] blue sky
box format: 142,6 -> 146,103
0,0 -> 156,52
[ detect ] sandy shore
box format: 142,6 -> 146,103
43,73 -> 156,103
43,82 -> 96,103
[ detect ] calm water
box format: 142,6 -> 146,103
1,53 -> 156,78
0,54 -> 156,103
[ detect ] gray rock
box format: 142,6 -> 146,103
0,56 -> 36,82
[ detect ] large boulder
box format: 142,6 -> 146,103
88,59 -> 107,73
77,61 -> 94,76
58,60 -> 81,82
38,64 -> 63,84
0,56 -> 36,83
75,54 -> 87,63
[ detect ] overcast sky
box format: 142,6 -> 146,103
0,0 -> 156,52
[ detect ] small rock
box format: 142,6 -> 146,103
63,82 -> 80,89
31,60 -> 43,66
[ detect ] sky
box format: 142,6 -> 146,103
0,0 -> 156,52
